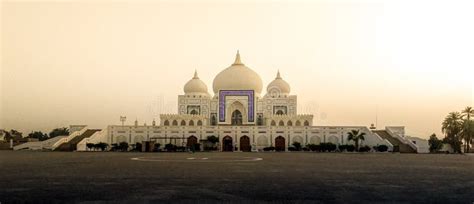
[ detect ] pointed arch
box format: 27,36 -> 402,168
257,135 -> 269,146
180,120 -> 186,126
295,120 -> 301,126
279,120 -> 285,126
197,120 -> 203,126
164,120 -> 170,126
189,120 -> 194,126
304,120 -> 310,126
271,120 -> 276,126
172,120 -> 178,126
287,120 -> 293,126
231,109 -> 243,125
310,136 -> 321,145
292,136 -> 303,144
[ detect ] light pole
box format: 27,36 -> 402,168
120,116 -> 126,126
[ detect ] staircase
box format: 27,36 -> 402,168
55,129 -> 101,151
373,130 -> 416,153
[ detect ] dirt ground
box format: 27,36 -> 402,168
0,151 -> 473,203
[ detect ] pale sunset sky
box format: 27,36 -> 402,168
1,0 -> 473,138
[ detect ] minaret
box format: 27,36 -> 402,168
134,119 -> 138,127
232,50 -> 244,65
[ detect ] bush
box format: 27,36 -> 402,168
346,145 -> 355,152
192,143 -> 201,151
288,147 -> 297,151
428,134 -> 443,153
320,143 -> 337,152
376,145 -> 388,152
86,143 -> 95,151
118,142 -> 129,151
263,146 -> 275,151
153,143 -> 161,152
302,147 -> 310,151
359,145 -> 371,152
292,142 -> 302,151
110,143 -> 118,151
339,145 -> 347,152
132,143 -> 142,152
204,146 -> 218,151
95,142 -> 108,151
164,143 -> 177,152
306,144 -> 321,152
176,146 -> 186,152
338,144 -> 356,152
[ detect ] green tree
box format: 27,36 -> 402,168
206,135 -> 219,150
86,143 -> 95,151
461,106 -> 474,153
118,142 -> 129,151
5,129 -> 23,141
428,133 -> 443,153
292,142 -> 302,151
347,130 -> 366,152
49,127 -> 69,138
95,142 -> 108,151
27,131 -> 48,141
442,112 -> 463,153
207,135 -> 219,144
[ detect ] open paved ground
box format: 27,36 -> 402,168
0,151 -> 473,203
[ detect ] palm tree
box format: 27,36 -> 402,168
461,107 -> 474,152
442,112 -> 463,153
347,130 -> 366,152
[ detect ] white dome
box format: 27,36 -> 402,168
212,51 -> 263,94
267,71 -> 290,94
184,71 -> 208,95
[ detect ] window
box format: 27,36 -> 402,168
231,110 -> 243,125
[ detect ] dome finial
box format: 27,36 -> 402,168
193,69 -> 199,79
232,50 -> 244,65
276,70 -> 282,79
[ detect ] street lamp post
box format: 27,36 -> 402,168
120,116 -> 126,126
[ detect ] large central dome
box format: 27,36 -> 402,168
212,51 -> 263,95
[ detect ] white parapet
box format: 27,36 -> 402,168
51,126 -> 88,150
77,129 -> 108,151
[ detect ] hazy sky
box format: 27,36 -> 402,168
1,0 -> 473,138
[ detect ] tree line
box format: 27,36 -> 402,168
430,106 -> 473,153
1,127 -> 70,142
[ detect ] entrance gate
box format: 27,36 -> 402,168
275,136 -> 285,151
240,136 -> 251,152
222,136 -> 233,152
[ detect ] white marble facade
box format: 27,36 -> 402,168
107,52 -> 391,151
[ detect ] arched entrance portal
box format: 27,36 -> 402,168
240,136 -> 251,152
187,136 -> 198,149
275,136 -> 286,151
222,136 -> 233,152
231,110 -> 243,125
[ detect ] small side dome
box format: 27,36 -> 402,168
267,70 -> 290,95
184,70 -> 209,95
